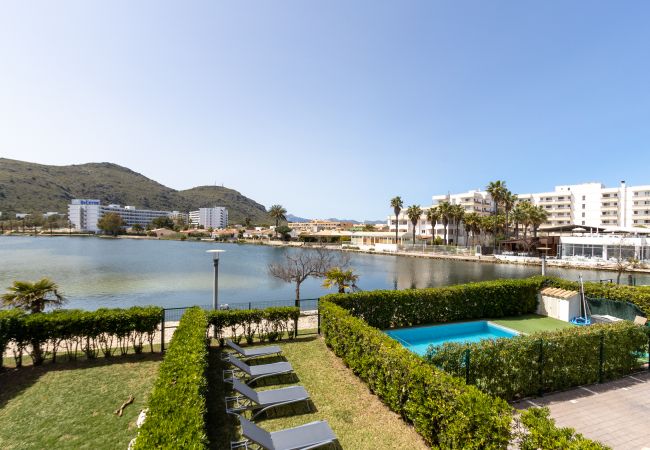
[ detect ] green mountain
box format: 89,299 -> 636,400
0,158 -> 271,225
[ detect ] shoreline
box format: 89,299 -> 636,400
2,232 -> 650,277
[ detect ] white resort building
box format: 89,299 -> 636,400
189,207 -> 228,229
68,199 -> 176,232
388,181 -> 650,246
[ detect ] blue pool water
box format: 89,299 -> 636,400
385,321 -> 519,356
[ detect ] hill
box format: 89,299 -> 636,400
0,158 -> 271,225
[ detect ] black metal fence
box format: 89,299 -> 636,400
160,299 -> 320,352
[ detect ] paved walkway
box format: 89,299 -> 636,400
514,371 -> 650,449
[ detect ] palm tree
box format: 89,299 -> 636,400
437,201 -> 453,245
487,180 -> 507,247
268,205 -> 287,228
406,205 -> 423,247
511,204 -> 526,238
426,206 -> 440,244
463,212 -> 481,247
390,196 -> 404,247
503,190 -> 518,239
450,204 -> 465,246
323,267 -> 359,293
2,278 -> 64,314
530,205 -> 549,238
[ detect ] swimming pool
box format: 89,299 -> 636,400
384,321 -> 519,356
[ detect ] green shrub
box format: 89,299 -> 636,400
516,407 -> 609,449
322,278 -> 539,329
426,321 -> 648,401
207,307 -> 299,346
0,306 -> 162,366
320,301 -> 513,448
134,307 -> 208,449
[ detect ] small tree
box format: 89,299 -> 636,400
132,223 -> 144,234
97,212 -> 125,236
151,216 -> 174,229
2,278 -> 64,313
275,225 -> 292,241
323,267 -> 359,293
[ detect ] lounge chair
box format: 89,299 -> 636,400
223,339 -> 282,361
231,415 -> 337,450
226,379 -> 311,419
225,355 -> 294,385
634,315 -> 648,326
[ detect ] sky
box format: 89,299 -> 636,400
1,1 -> 649,220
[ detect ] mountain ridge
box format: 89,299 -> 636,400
0,158 -> 271,225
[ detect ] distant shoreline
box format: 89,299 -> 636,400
3,232 -> 649,278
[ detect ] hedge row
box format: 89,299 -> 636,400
540,276 -> 650,316
0,306 -> 162,368
322,278 -> 539,329
516,407 -> 609,449
321,301 -> 513,448
134,307 -> 208,449
426,321 -> 649,401
208,307 -> 300,345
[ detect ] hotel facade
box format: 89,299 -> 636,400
189,207 -> 228,229
388,181 -> 650,244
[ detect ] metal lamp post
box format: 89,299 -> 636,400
207,249 -> 225,310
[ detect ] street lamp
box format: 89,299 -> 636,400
206,249 -> 225,310
538,247 -> 551,276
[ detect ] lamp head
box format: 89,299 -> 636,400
206,249 -> 225,261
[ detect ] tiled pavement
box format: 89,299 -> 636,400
514,371 -> 650,449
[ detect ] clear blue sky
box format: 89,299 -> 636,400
1,1 -> 649,220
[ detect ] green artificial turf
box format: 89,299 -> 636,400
493,314 -> 575,335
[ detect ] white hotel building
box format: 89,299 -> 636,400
68,199 -> 178,232
388,181 -> 650,245
189,207 -> 228,229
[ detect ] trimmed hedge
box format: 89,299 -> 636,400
322,278 -> 539,329
0,306 -> 162,367
426,321 -> 649,401
321,301 -> 513,448
516,407 -> 609,449
134,307 -> 208,449
208,307 -> 300,345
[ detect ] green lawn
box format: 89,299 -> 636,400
0,354 -> 161,450
207,336 -> 428,450
493,314 -> 575,334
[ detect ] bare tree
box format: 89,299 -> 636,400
268,248 -> 342,307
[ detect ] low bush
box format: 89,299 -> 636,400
321,301 -> 513,448
515,407 -> 609,449
134,307 -> 208,449
208,307 -> 300,345
322,278 -> 540,329
426,321 -> 649,401
0,306 -> 162,367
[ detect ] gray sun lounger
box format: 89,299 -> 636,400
224,354 -> 294,385
231,415 -> 337,450
223,340 -> 282,360
226,379 -> 311,419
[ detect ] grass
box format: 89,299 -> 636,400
493,314 -> 575,334
0,353 -> 161,450
207,336 -> 428,450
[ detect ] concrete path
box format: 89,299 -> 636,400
514,371 -> 650,449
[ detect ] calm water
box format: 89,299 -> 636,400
1,236 -> 647,310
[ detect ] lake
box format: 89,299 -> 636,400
1,236 -> 646,310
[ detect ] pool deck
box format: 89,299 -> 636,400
514,370 -> 650,449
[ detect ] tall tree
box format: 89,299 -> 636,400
97,212 -> 125,236
503,190 -> 517,239
463,212 -> 481,247
268,205 -> 287,228
426,206 -> 440,243
437,201 -> 453,245
487,180 -> 507,247
406,205 -> 422,247
450,204 -> 465,246
530,205 -> 549,237
390,196 -> 404,247
511,204 -> 526,238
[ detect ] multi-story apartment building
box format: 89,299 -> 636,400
189,207 -> 228,229
388,182 -> 650,242
68,199 -> 175,232
288,220 -> 355,233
